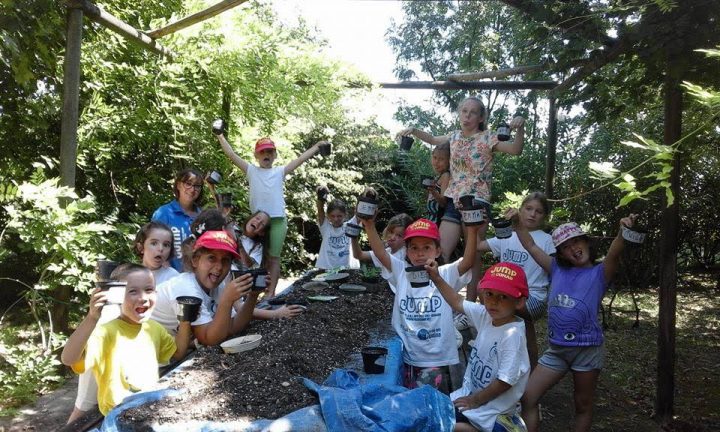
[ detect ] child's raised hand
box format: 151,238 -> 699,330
509,116 -> 525,130
88,288 -> 107,321
395,127 -> 414,140
620,213 -> 638,229
211,118 -> 225,137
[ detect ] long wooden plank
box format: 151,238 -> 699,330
448,64 -> 544,81
67,0 -> 175,58
379,80 -> 556,90
147,0 -> 248,39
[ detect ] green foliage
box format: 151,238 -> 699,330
0,325 -> 66,416
359,263 -> 381,279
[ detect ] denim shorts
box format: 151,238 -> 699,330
539,343 -> 605,372
441,198 -> 462,224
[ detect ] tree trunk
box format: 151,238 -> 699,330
655,65 -> 683,426
544,96 -> 558,199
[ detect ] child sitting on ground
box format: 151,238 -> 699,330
430,262 -> 530,432
215,127 -> 328,297
359,215 -> 479,393
315,188 -> 356,270
61,263 -> 193,416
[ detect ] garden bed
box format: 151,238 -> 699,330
118,269 -> 394,429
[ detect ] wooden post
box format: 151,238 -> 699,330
60,5 -> 83,190
544,96 -> 558,199
55,3 -> 84,334
222,85 -> 231,138
448,64 -> 543,81
656,68 -> 682,425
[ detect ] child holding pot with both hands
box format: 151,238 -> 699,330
359,212 -> 479,394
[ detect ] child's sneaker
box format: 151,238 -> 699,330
454,313 -> 471,331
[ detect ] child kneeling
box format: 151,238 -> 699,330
430,262 -> 530,432
61,264 -> 192,416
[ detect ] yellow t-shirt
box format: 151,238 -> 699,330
72,318 -> 176,415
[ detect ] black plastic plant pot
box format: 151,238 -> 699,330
461,207 -> 485,226
317,186 -> 330,201
345,222 -> 363,238
219,192 -> 233,208
421,176 -> 438,190
97,280 -> 127,305
399,136 -> 414,151
249,268 -> 269,291
622,226 -> 647,245
361,346 -> 388,374
212,118 -> 225,136
356,196 -> 378,220
95,260 -> 120,281
492,218 -> 513,239
405,265 -> 430,288
319,142 -> 332,156
496,122 -> 511,141
206,170 -> 222,185
176,296 -> 202,322
458,195 -> 475,210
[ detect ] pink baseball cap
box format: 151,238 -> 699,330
194,230 -> 240,259
551,222 -> 587,248
479,262 -> 528,298
255,137 -> 276,153
403,218 -> 440,241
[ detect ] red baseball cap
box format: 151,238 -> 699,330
193,230 -> 240,259
478,262 -> 528,298
255,137 -> 276,153
403,218 -> 440,241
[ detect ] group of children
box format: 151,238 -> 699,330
63,96 -> 638,432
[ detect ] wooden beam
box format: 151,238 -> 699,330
448,64 -> 544,81
550,39 -> 629,98
544,96 -> 558,199
147,0 -> 248,39
67,0 -> 175,59
60,4 -> 83,192
379,80 -> 556,91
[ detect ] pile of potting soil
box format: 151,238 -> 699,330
118,270 -> 394,429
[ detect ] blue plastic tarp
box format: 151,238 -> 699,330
94,337 -> 454,431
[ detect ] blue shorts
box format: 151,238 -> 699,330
441,198 -> 462,224
539,343 -> 605,372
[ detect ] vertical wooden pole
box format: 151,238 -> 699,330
222,85 -> 231,138
60,5 -> 83,189
544,96 -> 558,199
55,4 -> 83,334
656,67 -> 682,425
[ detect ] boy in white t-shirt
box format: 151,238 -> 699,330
430,262 -> 530,432
215,126 -> 327,296
359,216 -> 478,394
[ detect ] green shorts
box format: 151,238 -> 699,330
267,217 -> 288,258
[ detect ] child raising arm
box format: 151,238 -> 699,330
428,261 -> 530,432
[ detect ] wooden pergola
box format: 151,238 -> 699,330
58,0 -> 681,425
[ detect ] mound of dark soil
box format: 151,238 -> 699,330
119,269 -> 393,429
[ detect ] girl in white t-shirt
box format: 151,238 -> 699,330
477,192 -> 554,369
134,221 -> 180,284
315,192 -> 353,270
360,216 -> 478,394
